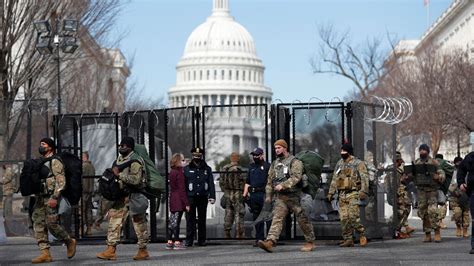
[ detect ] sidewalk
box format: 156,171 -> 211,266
0,218 -> 473,265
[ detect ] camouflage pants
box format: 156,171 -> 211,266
224,191 -> 245,234
339,191 -> 365,241
32,196 -> 71,250
106,198 -> 149,248
397,186 -> 411,230
266,193 -> 315,243
450,199 -> 470,228
83,193 -> 94,226
438,203 -> 447,221
365,195 -> 376,222
417,189 -> 439,233
94,197 -> 114,225
2,194 -> 13,217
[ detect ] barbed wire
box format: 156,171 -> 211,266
364,96 -> 413,124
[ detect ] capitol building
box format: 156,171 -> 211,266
168,0 -> 272,164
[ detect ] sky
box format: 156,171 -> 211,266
115,0 -> 452,104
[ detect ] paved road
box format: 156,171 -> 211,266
1,224 -> 473,266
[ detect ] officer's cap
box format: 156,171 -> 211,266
191,147 -> 204,155
250,147 -> 264,156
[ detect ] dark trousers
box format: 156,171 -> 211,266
470,192 -> 474,248
186,196 -> 208,244
168,211 -> 184,241
250,192 -> 271,241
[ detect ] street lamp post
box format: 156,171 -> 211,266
34,18 -> 79,150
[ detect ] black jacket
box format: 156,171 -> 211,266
457,151 -> 474,195
184,160 -> 216,199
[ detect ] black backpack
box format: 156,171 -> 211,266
53,152 -> 83,205
98,168 -> 129,201
20,158 -> 49,196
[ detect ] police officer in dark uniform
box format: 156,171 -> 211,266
243,147 -> 271,246
184,147 -> 216,247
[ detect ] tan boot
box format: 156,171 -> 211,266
456,225 -> 462,237
85,226 -> 92,236
405,226 -> 415,235
224,230 -> 231,239
463,226 -> 469,238
359,236 -> 368,247
300,241 -> 315,252
257,240 -> 275,253
339,240 -> 354,247
32,249 -> 53,264
423,232 -> 432,242
133,247 -> 149,260
97,245 -> 116,260
66,238 -> 77,259
434,229 -> 441,243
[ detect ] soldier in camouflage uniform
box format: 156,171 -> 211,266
31,138 -> 77,264
394,152 -> 415,239
82,151 -> 96,236
449,156 -> 470,238
257,139 -> 315,253
327,143 -> 369,247
96,137 -> 150,261
220,152 -> 246,238
412,144 -> 445,243
2,164 -> 15,217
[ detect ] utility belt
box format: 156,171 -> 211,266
336,176 -> 359,191
249,186 -> 265,193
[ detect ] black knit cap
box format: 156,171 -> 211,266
40,137 -> 56,149
120,136 -> 135,150
341,143 -> 354,155
454,156 -> 463,164
419,144 -> 430,153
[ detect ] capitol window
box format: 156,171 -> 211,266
221,70 -> 225,80
229,70 -> 232,80
236,70 -> 239,81
243,71 -> 246,81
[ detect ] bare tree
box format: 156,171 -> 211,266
310,23 -> 398,99
0,0 -> 127,159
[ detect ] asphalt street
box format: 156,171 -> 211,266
1,219 -> 473,266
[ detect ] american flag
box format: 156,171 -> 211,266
424,0 -> 430,6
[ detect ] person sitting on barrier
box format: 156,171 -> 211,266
166,153 -> 190,250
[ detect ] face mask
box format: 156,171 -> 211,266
276,152 -> 285,158
341,153 -> 350,160
38,146 -> 48,155
420,154 -> 428,159
118,147 -> 130,156
253,157 -> 262,164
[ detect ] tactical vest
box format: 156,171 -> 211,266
114,152 -> 146,190
334,158 -> 363,191
412,159 -> 438,189
271,155 -> 300,194
222,164 -> 244,190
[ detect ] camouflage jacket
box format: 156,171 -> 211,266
82,160 -> 96,194
265,154 -> 304,195
219,163 -> 245,192
115,151 -> 145,189
2,167 -> 15,195
43,156 -> 66,200
328,155 -> 369,196
413,156 -> 445,191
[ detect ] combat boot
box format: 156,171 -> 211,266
66,238 -> 77,259
224,230 -> 231,239
359,236 -> 368,247
456,225 -> 462,237
301,241 -> 315,252
339,240 -> 354,247
405,226 -> 415,235
463,226 -> 469,238
133,247 -> 149,260
434,229 -> 441,243
85,226 -> 92,236
258,240 -> 275,253
96,245 -> 116,260
32,249 -> 53,264
423,232 -> 432,242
